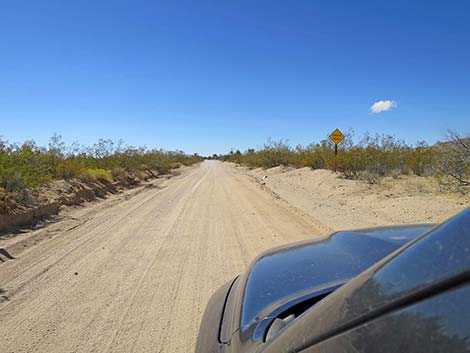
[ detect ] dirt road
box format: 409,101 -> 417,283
0,161 -> 321,353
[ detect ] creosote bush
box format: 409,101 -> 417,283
80,168 -> 113,183
0,135 -> 203,192
220,131 -> 468,192
435,131 -> 470,190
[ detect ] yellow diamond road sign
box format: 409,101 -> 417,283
329,128 -> 345,145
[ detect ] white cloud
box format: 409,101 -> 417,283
370,100 -> 397,113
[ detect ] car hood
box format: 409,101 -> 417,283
242,224 -> 434,329
261,209 -> 470,353
224,224 -> 435,350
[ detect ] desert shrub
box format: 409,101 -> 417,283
242,149 -> 258,168
80,168 -> 113,183
320,133 -> 406,179
180,154 -> 202,166
134,170 -> 150,181
0,135 -> 203,192
359,134 -> 406,176
0,140 -> 52,191
228,139 -> 298,169
259,140 -> 296,168
358,170 -> 381,184
111,166 -> 127,181
404,141 -> 439,176
47,133 -> 66,177
56,158 -> 86,179
436,131 -> 470,191
300,141 -> 333,169
148,159 -> 172,175
332,147 -> 367,178
217,132 -> 452,184
2,171 -> 26,192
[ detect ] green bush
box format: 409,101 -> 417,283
0,141 -> 52,191
0,135 -> 203,192
404,141 -> 439,176
80,168 -> 113,183
56,159 -> 85,179
219,132 -> 449,182
297,141 -> 332,169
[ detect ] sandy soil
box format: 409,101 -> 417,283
0,161 -> 321,353
244,165 -> 469,230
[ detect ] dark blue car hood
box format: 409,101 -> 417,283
241,225 -> 434,331
196,211 -> 470,353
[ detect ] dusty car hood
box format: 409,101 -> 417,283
261,209 -> 470,353
241,225 -> 434,330
196,224 -> 436,353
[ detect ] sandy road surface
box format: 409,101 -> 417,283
0,161 -> 321,353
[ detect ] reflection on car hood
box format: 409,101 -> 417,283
241,224 -> 434,329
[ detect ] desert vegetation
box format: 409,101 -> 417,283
220,131 -> 469,192
0,134 -> 202,193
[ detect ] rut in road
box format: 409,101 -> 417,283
0,161 -> 321,353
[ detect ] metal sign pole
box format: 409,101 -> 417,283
329,129 -> 344,173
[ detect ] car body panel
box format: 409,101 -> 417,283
196,222 -> 437,353
261,208 -> 470,353
303,283 -> 470,353
241,227 -> 429,329
195,279 -> 236,353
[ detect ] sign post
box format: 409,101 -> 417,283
329,128 -> 345,156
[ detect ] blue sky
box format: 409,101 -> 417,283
1,0 -> 469,155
